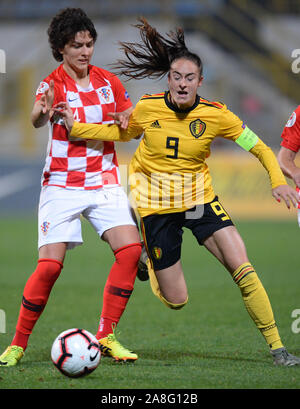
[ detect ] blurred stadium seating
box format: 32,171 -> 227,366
0,0 -> 299,219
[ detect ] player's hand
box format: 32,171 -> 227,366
107,111 -> 130,129
53,102 -> 74,132
40,79 -> 55,114
272,184 -> 300,209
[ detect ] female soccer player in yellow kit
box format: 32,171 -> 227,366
55,19 -> 300,366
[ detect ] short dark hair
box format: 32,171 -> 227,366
47,8 -> 97,62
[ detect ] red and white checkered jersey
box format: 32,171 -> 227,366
35,64 -> 132,189
281,105 -> 300,153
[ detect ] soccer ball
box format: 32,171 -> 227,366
51,328 -> 101,378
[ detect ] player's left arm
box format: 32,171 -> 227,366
219,106 -> 299,209
236,127 -> 299,209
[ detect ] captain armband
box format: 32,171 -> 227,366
235,126 -> 259,151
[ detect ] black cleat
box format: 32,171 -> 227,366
137,243 -> 149,281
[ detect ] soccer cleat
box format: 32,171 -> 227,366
98,330 -> 138,362
137,242 -> 149,281
0,346 -> 24,367
270,347 -> 300,366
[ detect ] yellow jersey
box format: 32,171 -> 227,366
71,91 -> 287,217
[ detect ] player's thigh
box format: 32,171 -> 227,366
186,196 -> 234,247
155,260 -> 188,304
38,186 -> 86,251
85,186 -> 139,251
102,224 -> 141,251
141,212 -> 184,271
203,225 -> 249,273
187,196 -> 247,272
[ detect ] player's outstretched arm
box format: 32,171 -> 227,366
249,139 -> 299,209
31,80 -> 55,128
277,146 -> 300,188
53,102 -> 140,142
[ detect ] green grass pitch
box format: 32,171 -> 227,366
0,216 -> 300,390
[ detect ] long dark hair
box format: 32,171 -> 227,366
47,8 -> 97,62
112,18 -> 202,80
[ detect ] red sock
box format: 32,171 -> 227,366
11,258 -> 63,350
96,243 -> 142,339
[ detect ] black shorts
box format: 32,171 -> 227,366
141,196 -> 234,270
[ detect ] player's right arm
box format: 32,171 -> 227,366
70,120 -> 140,141
31,80 -> 55,128
54,100 -> 144,142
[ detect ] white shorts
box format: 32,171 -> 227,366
38,185 -> 136,250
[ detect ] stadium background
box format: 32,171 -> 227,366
1,0 -> 300,220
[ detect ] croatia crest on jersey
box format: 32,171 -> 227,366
97,86 -> 114,104
41,221 -> 50,235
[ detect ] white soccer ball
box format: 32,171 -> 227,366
51,328 -> 101,378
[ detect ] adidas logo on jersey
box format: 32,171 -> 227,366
150,120 -> 161,128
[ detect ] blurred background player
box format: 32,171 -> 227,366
0,8 -> 142,367
277,106 -> 300,226
54,18 -> 300,366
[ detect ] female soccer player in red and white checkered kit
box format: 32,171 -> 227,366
277,106 -> 300,226
0,8 -> 142,367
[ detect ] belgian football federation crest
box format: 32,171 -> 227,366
189,119 -> 206,138
152,247 -> 162,260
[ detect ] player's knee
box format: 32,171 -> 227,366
37,258 -> 64,283
114,242 -> 142,267
169,298 -> 188,310
161,294 -> 189,310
